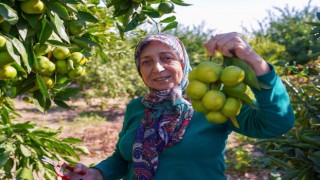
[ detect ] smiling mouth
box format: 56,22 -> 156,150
154,76 -> 170,81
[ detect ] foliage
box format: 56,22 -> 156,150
251,1 -> 320,64
255,58 -> 320,179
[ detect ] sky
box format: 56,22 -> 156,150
174,0 -> 320,33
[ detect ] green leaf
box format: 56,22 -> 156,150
226,57 -> 261,90
0,151 -> 9,168
269,156 -> 291,169
27,134 -> 43,146
51,13 -> 70,43
54,88 -> 79,101
70,36 -> 98,49
46,1 -> 70,20
74,146 -> 90,155
5,39 -> 21,65
20,144 -> 31,157
46,39 -> 69,47
171,0 -> 192,6
61,138 -> 83,143
0,106 -> 10,124
12,37 -> 30,72
222,88 -> 258,109
15,167 -> 34,180
21,13 -> 43,29
124,18 -> 139,32
161,16 -> 176,23
39,19 -> 53,44
144,8 -> 160,18
0,3 -> 18,25
33,90 -> 51,113
77,11 -> 99,23
36,74 -> 50,98
53,99 -> 71,109
162,21 -> 178,32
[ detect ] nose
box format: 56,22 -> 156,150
153,61 -> 165,73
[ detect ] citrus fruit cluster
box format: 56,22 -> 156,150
186,57 -> 260,128
0,35 -> 17,80
30,43 -> 87,91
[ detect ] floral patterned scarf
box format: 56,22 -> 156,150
132,34 -> 194,179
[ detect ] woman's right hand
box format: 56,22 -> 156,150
64,163 -> 103,180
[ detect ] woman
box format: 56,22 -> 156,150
66,33 -> 295,180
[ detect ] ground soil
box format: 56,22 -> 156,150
14,97 -> 269,180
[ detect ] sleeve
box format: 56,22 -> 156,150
92,104 -> 133,179
227,65 -> 295,138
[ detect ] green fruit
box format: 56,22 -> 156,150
202,90 -> 226,111
40,75 -> 54,89
205,111 -> 228,124
0,51 -> 15,67
68,52 -> 85,66
185,80 -> 208,100
20,0 -> 46,14
195,61 -> 223,83
0,65 -> 17,80
33,43 -> 51,56
69,20 -> 86,35
223,82 -> 247,93
68,66 -> 85,79
0,35 -> 6,51
33,56 -> 51,74
56,60 -> 69,74
41,61 -> 55,76
158,2 -> 174,14
188,68 -> 197,81
221,97 -> 242,117
191,99 -> 209,113
53,46 -> 70,60
220,65 -> 245,86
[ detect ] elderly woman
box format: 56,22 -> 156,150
66,33 -> 295,180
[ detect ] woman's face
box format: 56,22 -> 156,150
139,41 -> 183,91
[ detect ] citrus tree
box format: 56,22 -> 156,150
0,0 -> 191,179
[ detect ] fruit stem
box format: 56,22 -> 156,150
230,116 -> 240,129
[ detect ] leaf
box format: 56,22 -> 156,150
70,36 -> 98,49
144,8 -> 160,18
46,1 -> 70,20
162,21 -> 178,32
15,167 -> 34,180
61,138 -> 83,143
36,74 -> 50,98
74,146 -> 90,155
0,3 -> 18,25
124,18 -> 139,32
50,13 -> 70,43
16,20 -> 29,41
171,0 -> 192,6
222,88 -> 258,109
11,37 -> 30,72
77,11 -> 99,23
20,144 -> 31,157
161,16 -> 176,23
226,57 -> 261,90
46,39 -> 69,47
33,90 -> 51,113
54,88 -> 80,101
39,19 -> 53,44
21,13 -> 43,29
269,156 -> 291,169
5,39 -> 21,65
0,151 -> 9,168
0,105 -> 10,124
53,99 -> 71,109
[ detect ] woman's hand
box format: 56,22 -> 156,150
63,163 -> 103,180
204,32 -> 270,76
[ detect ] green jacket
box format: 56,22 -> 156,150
94,67 -> 295,180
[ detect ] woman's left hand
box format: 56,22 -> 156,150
204,32 -> 270,76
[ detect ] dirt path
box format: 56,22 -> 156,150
14,97 -> 268,179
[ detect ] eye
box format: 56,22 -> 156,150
140,59 -> 151,66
